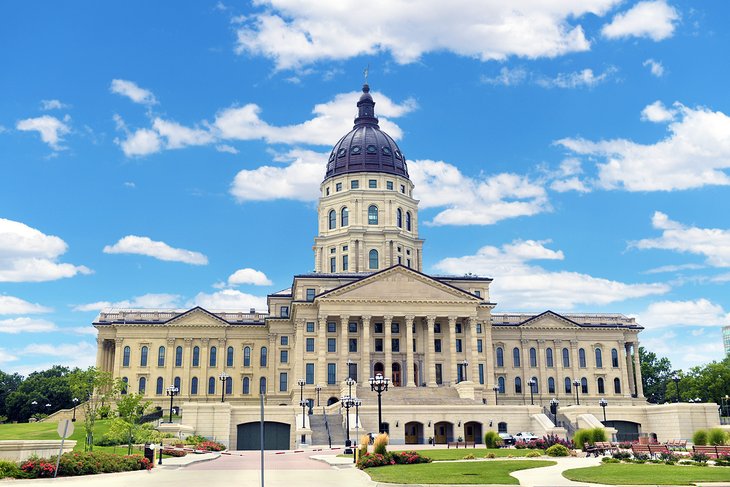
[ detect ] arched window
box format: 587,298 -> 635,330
513,347 -> 521,367
611,348 -> 619,368
191,377 -> 198,395
548,377 -> 555,394
597,377 -> 605,394
174,376 -> 181,393
209,346 -> 217,367
140,346 -> 148,367
243,347 -> 251,367
579,348 -> 586,368
496,347 -> 504,367
581,377 -> 588,394
341,207 -> 349,227
138,377 -> 146,394
595,348 -> 603,368
498,376 -> 505,393
369,249 -> 379,269
227,346 -> 234,367
546,348 -> 554,368
158,346 -> 165,367
208,377 -> 215,394
529,348 -> 537,367
368,205 -> 378,225
122,346 -> 130,367
192,346 -> 200,367
406,212 -> 412,231
226,376 -> 233,395
175,346 -> 183,367
121,377 -> 128,394
328,210 -> 336,229
514,377 -> 522,394
396,208 -> 403,228
614,378 -> 621,394
243,377 -> 250,395
562,348 -> 570,367
564,377 -> 572,393
260,347 -> 268,367
531,376 -> 539,393
156,377 -> 164,395
259,377 -> 267,394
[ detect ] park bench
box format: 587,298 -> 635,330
692,445 -> 720,459
447,441 -> 476,448
583,444 -> 600,457
594,442 -> 618,455
631,444 -> 652,458
666,439 -> 687,450
647,444 -> 670,457
716,445 -> 730,457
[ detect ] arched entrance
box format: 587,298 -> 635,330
392,363 -> 401,386
404,421 -> 423,444
464,421 -> 482,444
237,421 -> 290,450
603,420 -> 641,442
327,396 -> 339,406
433,421 -> 453,444
374,362 -> 384,376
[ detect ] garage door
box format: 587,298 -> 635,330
236,421 -> 291,450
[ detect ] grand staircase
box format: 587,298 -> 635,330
354,385 -> 481,405
309,411 -> 345,446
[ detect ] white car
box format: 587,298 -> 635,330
513,432 -> 539,442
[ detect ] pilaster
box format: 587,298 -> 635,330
405,315 -> 415,387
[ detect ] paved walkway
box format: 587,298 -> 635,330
509,456 -> 603,487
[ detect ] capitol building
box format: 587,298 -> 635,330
94,85 -> 720,450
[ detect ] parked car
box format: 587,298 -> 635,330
513,432 -> 538,442
498,433 -> 515,446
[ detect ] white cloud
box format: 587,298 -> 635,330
0,296 -> 51,314
434,239 -> 669,309
643,58 -> 665,77
235,0 -> 619,69
550,177 -> 591,193
216,144 -> 239,154
110,79 -> 157,105
640,100 -> 676,122
12,342 -> 98,375
124,181 -> 136,188
65,326 -> 99,336
103,236 -> 208,265
40,99 -> 69,110
0,218 -> 91,282
117,128 -> 162,157
16,115 -> 71,150
558,102 -> 730,191
0,349 -> 18,364
633,212 -> 730,267
644,263 -> 704,274
0,317 -> 58,334
636,298 -> 730,329
602,0 -> 679,41
537,67 -> 617,89
227,268 -> 272,286
151,118 -> 215,149
481,67 -> 528,86
191,289 -> 267,311
74,293 -> 182,312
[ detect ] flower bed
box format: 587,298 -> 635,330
195,440 -> 226,451
7,452 -> 153,479
162,448 -> 187,457
357,451 -> 431,469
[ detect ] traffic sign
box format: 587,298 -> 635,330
57,419 -> 74,439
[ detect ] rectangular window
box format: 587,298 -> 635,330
476,323 -> 482,333
478,364 -> 485,385
369,179 -> 377,188
326,187 -> 330,196
398,256 -> 402,264
434,323 -> 441,333
330,247 -> 336,253
327,363 -> 337,384
280,336 -> 288,346
374,322 -> 383,333
375,338 -> 383,352
305,363 -> 314,384
456,339 -> 463,353
336,182 -> 342,192
392,338 -> 400,352
327,338 -> 336,353
280,306 -> 289,318
342,245 -> 348,251
280,350 -> 288,363
279,373 -> 288,392
434,339 -> 442,353
400,184 -> 405,193
455,323 -> 462,334
391,323 -> 399,334
348,322 -> 357,333
351,180 -> 359,189
413,338 -> 416,352
305,288 -> 315,301
327,322 -> 336,333
349,338 -> 358,352
386,181 -> 393,190
474,290 -> 481,298
306,321 -> 315,333
330,257 -> 336,272
435,364 -> 443,385
406,259 -> 411,268
342,254 -> 349,271
477,339 -> 483,353
306,338 -> 315,352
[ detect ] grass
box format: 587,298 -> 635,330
0,420 -> 113,452
340,448 -> 544,460
563,464 -> 730,485
365,460 -> 555,485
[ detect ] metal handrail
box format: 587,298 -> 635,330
322,406 -> 332,448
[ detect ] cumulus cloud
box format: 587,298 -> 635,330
602,0 -> 679,41
640,100 -> 677,122
481,67 -> 529,86
227,268 -> 272,286
636,298 -> 730,330
74,293 -> 183,312
434,239 -> 669,309
537,66 -> 617,89
16,115 -> 71,150
558,102 -> 730,191
40,99 -> 69,110
110,79 -> 158,105
0,296 -> 51,314
0,317 -> 58,334
235,0 -> 619,69
216,144 -> 239,154
643,58 -> 665,77
644,263 -> 704,274
191,289 -> 267,311
103,236 -> 208,265
632,212 -> 730,267
0,218 -> 91,282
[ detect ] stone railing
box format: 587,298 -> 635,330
0,440 -> 77,462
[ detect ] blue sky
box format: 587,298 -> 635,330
1,0 -> 729,376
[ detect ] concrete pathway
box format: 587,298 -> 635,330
509,456 -> 604,487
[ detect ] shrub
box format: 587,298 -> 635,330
617,441 -> 633,449
590,428 -> 607,443
631,453 -> 649,463
373,433 -> 389,456
572,429 -> 593,450
357,453 -> 395,469
658,452 -> 678,464
602,457 -> 620,464
162,449 -> 186,457
545,444 -> 570,457
463,454 -> 476,460
53,451 -> 152,477
0,460 -> 25,479
20,458 -> 56,478
691,452 -> 709,464
393,451 -> 430,465
484,431 -> 500,448
525,451 -> 542,458
484,453 -> 496,459
185,434 -> 208,445
708,428 -> 728,446
612,451 -> 631,460
359,434 -> 370,458
693,429 -> 708,446
514,441 -> 527,449
196,440 -> 226,451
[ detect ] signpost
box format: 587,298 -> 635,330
54,419 -> 74,478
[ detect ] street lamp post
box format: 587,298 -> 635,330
346,377 -> 356,398
549,398 -> 559,425
30,400 -> 37,419
492,385 -> 499,405
353,398 -> 362,463
599,398 -> 608,422
297,379 -> 306,428
72,397 -> 79,422
722,395 -> 730,417
315,384 -> 322,407
573,379 -> 581,405
672,374 -> 681,402
527,379 -> 536,406
165,385 -> 179,423
369,373 -> 390,434
219,372 -> 230,403
341,395 -> 355,453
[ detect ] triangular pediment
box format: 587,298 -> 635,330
320,266 -> 481,303
519,311 -> 581,329
165,307 -> 229,327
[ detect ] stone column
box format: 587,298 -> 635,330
536,339 -> 547,400
632,342 -> 644,398
405,315 -> 415,387
318,317 -> 328,386
201,338 -> 210,398
183,338 -> 193,399
314,247 -> 321,273
625,342 -> 636,396
521,338 -> 529,404
426,316 -> 437,387
96,338 -> 104,370
570,339 -> 579,386
295,319 -> 305,385
113,338 -> 123,380
340,315 -> 349,382
448,316 -> 458,384
554,339 -> 563,398
361,315 -> 371,386
268,333 -> 277,395
384,315 -> 393,384
166,338 -> 176,388
617,340 -> 630,398
467,317 -> 478,383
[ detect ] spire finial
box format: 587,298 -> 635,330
364,64 -> 369,85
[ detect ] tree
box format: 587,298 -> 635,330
68,367 -> 122,451
639,347 -> 673,404
677,357 -> 730,405
0,370 -> 23,418
4,365 -> 75,422
114,393 -> 151,454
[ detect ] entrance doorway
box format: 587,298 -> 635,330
464,421 -> 482,443
434,421 -> 453,444
404,421 -> 423,444
392,363 -> 401,386
236,422 -> 290,450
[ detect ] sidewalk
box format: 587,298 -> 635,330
157,451 -> 220,467
509,456 -> 604,487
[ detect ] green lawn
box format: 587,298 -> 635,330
392,448 -> 544,461
563,464 -> 730,485
0,420 -> 113,452
365,460 -> 555,485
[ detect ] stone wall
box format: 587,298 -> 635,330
0,440 -> 77,462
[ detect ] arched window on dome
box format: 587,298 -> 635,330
396,208 -> 402,228
368,205 -> 378,225
328,210 -> 336,230
406,212 -> 412,231
341,207 -> 349,227
369,249 -> 379,270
